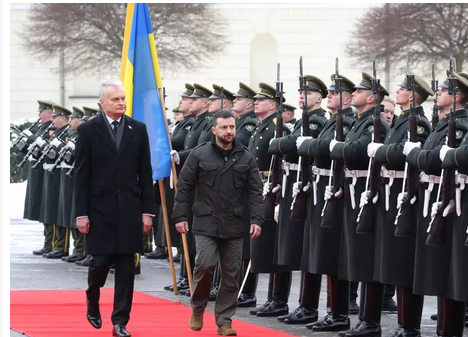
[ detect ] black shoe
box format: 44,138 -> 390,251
283,306 -> 318,324
63,255 -> 85,263
76,256 -> 92,267
209,286 -> 218,301
179,288 -> 191,297
256,300 -> 289,317
249,300 -> 271,315
112,324 -> 131,337
308,314 -> 351,331
338,321 -> 362,337
382,298 -> 397,313
345,320 -> 381,337
164,277 -> 189,292
145,250 -> 168,259
86,313 -> 102,329
44,250 -> 69,259
173,254 -> 181,263
349,300 -> 360,314
33,247 -> 52,255
385,326 -> 421,337
238,293 -> 257,308
430,313 -> 437,321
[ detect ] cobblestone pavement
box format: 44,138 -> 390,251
10,218 -> 443,337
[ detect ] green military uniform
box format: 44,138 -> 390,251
26,100 -> 56,255
41,105 -> 72,259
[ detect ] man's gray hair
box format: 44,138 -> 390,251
99,79 -> 124,99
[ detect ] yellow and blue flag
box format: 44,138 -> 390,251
120,3 -> 171,181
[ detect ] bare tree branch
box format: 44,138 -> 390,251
19,4 -> 228,75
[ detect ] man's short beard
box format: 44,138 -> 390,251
216,135 -> 234,144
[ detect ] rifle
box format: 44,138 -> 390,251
426,55 -> 457,245
321,57 -> 345,228
356,60 -> 383,234
46,138 -> 75,174
291,56 -> 310,220
17,123 -> 54,168
394,53 -> 419,237
264,63 -> 284,221
31,124 -> 70,170
431,64 -> 440,128
10,119 -> 41,153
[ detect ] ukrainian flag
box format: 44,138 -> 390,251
120,3 -> 171,181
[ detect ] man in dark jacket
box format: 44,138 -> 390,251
173,110 -> 263,336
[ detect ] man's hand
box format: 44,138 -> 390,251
263,182 -> 281,197
170,150 -> 180,165
367,142 -> 384,158
431,200 -> 454,219
142,214 -> 152,233
324,185 -> 343,200
439,145 -> 453,162
175,221 -> 189,234
250,224 -> 262,239
396,192 -> 417,209
77,217 -> 90,234
403,141 -> 421,156
296,136 -> 312,150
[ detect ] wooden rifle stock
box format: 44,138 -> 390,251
356,114 -> 382,234
394,115 -> 418,237
321,113 -> 344,228
426,118 -> 456,245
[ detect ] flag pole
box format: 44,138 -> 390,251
156,87 -> 180,295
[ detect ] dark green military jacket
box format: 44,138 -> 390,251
235,111 -> 258,147
171,114 -> 194,152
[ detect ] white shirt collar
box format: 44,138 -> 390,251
105,114 -> 122,126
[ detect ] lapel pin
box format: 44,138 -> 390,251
128,125 -> 132,129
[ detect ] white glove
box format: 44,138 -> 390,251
324,185 -> 343,201
367,142 -> 384,158
292,182 -> 300,199
65,141 -> 75,151
431,200 -> 454,219
329,139 -> 343,152
34,136 -> 46,147
302,181 -> 312,193
22,129 -> 33,137
439,145 -> 452,162
396,192 -> 417,209
403,141 -> 421,156
50,138 -> 62,147
263,182 -> 280,197
359,190 -> 379,208
296,136 -> 312,150
170,150 -> 180,165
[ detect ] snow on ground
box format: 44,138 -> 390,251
10,182 -> 27,219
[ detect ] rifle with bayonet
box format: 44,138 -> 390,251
291,56 -> 310,220
31,125 -> 70,169
356,60 -> 383,234
431,64 -> 440,128
426,55 -> 457,245
264,63 -> 284,220
46,137 -> 76,174
10,119 -> 41,154
394,53 -> 419,236
321,57 -> 345,228
17,123 -> 54,169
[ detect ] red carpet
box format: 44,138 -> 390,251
10,289 -> 296,337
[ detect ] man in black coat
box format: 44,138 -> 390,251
173,110 -> 263,336
74,79 -> 155,337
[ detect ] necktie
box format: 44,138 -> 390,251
112,120 -> 119,138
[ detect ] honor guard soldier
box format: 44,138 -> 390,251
282,103 -> 297,132
168,83 -> 212,296
297,73 -> 357,331
440,102 -> 468,336
403,71 -> 468,337
266,75 -> 328,323
151,84 -> 195,263
58,107 -> 86,263
25,100 -> 55,255
40,105 -> 72,259
82,105 -> 100,122
328,72 -> 390,336
198,84 -> 235,144
367,74 -> 433,336
231,82 -> 260,307
232,82 -> 259,147
247,82 -> 292,317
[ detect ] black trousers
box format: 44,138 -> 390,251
86,254 -> 135,325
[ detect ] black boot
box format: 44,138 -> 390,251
283,306 -> 318,324
164,277 -> 189,292
283,272 -> 321,324
398,286 -> 423,336
256,272 -> 291,317
385,326 -> 421,337
249,273 -> 274,315
439,297 -> 466,337
238,293 -> 257,308
308,314 -> 350,331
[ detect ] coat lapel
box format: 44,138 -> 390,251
95,114 -> 118,154
118,115 -> 133,155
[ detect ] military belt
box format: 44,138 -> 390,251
28,156 -> 37,162
59,162 -> 73,169
313,167 -> 332,177
419,173 -> 440,184
344,169 -> 368,178
282,162 -> 300,171
381,168 -> 405,179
